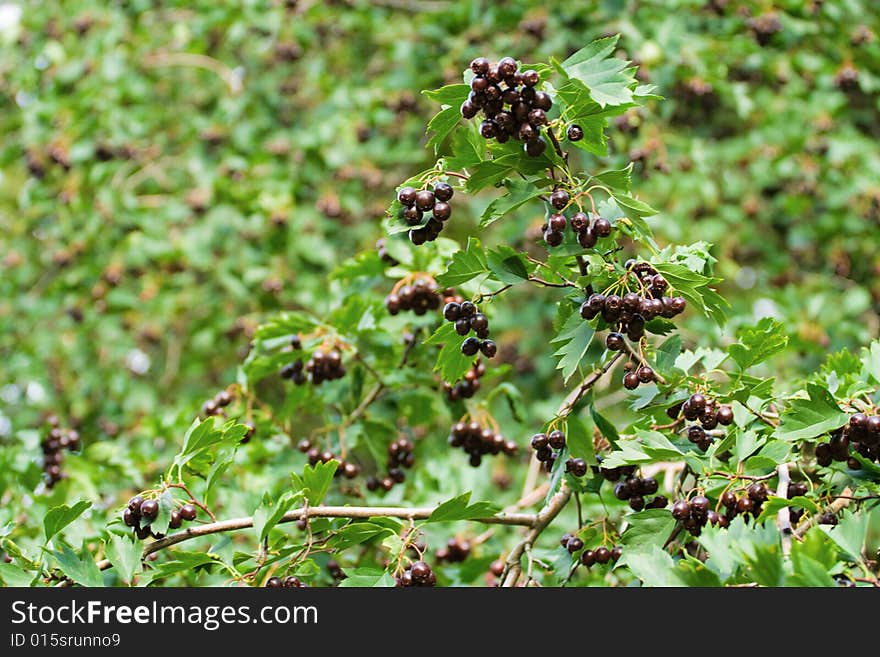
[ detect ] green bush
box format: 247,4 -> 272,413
0,2 -> 877,588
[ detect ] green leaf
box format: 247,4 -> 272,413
787,554 -> 836,587
486,245 -> 530,284
435,237 -> 488,288
728,318 -> 789,371
253,491 -> 300,542
427,492 -> 500,523
550,303 -> 595,384
337,568 -> 396,588
104,534 -> 143,585
619,545 -> 677,586
565,416 -> 594,463
146,552 -> 222,584
51,544 -> 104,587
739,523 -> 784,586
655,335 -> 682,373
426,106 -> 462,152
445,123 -> 484,170
774,383 -> 849,441
594,164 -> 632,193
636,430 -> 685,458
756,495 -> 819,524
425,322 -> 475,383
173,418 -> 224,472
560,36 -> 637,107
465,155 -> 520,193
422,83 -> 469,106
291,461 -> 339,506
619,509 -> 676,550
44,500 -> 91,542
652,262 -> 727,325
820,511 -> 868,561
861,340 -> 880,384
0,563 -> 35,587
480,178 -> 546,228
673,559 -> 723,587
590,403 -> 620,448
612,192 -> 657,217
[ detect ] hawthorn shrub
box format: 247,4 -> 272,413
2,36 -> 878,588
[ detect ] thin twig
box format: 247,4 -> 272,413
501,484 -> 573,587
793,487 -> 853,539
557,352 -> 624,418
96,504 -> 539,572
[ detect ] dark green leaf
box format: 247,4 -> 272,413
774,383 -> 849,441
44,500 -> 91,542
435,237 -> 488,288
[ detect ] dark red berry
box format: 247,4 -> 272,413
139,499 -> 159,520
470,57 -> 490,75
548,213 -> 567,231
548,430 -> 566,450
180,504 -> 198,521
567,124 -> 584,141
169,511 -> 182,529
461,337 -> 481,356
592,217 -> 612,237
623,372 -> 640,390
594,547 -> 611,564
397,187 -> 417,206
606,332 -> 625,351
716,405 -> 734,426
525,137 -> 547,157
637,366 -> 655,383
415,189 -> 435,211
521,69 -> 540,86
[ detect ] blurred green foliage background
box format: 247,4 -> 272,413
0,0 -> 878,582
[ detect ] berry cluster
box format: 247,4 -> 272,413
298,439 -> 361,480
396,560 -> 436,587
560,534 -> 622,566
281,338 -> 346,386
449,420 -> 517,467
397,181 -> 454,245
670,495 -> 718,536
40,417 -> 80,488
670,393 -> 733,452
443,359 -> 485,401
673,484 -> 770,536
542,190 -> 614,248
366,438 -> 415,492
443,300 -> 497,358
265,576 -> 307,588
815,412 -> 880,468
620,360 -> 658,391
460,56 -> 552,157
530,429 -> 566,472
123,495 -> 199,541
385,277 -> 441,316
200,388 -> 233,418
613,475 -> 666,512
375,238 -> 399,266
435,537 -> 471,563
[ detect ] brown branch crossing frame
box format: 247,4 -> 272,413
96,505 -> 538,572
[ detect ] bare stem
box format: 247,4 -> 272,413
96,505 -> 538,573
